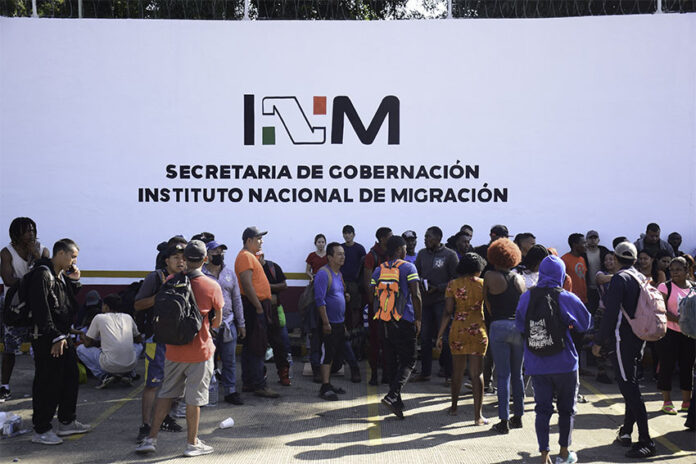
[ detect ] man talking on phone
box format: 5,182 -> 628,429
28,238 -> 91,445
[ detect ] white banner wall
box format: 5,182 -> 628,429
1,15 -> 695,279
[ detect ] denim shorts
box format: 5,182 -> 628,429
3,325 -> 30,353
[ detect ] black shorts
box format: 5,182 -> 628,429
320,322 -> 346,366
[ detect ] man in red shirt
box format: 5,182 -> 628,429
137,240 -> 223,457
561,234 -> 588,304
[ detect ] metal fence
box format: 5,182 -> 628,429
1,0 -> 694,19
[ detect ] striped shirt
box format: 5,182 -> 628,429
371,259 -> 420,323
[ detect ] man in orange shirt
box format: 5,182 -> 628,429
235,226 -> 281,398
136,240 -> 223,457
561,234 -> 588,304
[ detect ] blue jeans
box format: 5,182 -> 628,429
420,301 -> 448,377
490,319 -> 525,420
213,325 -> 238,395
532,371 -> 579,452
76,343 -> 143,379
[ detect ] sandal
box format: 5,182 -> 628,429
680,401 -> 690,413
661,402 -> 677,415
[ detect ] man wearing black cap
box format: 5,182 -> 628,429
402,230 -> 418,264
234,227 -> 282,398
203,240 -> 246,405
137,240 -> 223,457
133,239 -> 186,443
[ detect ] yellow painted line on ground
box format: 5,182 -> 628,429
366,364 -> 383,445
68,382 -> 145,441
580,379 -> 684,455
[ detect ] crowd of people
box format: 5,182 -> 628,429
1,217 -> 695,462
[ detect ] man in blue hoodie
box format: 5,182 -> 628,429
515,255 -> 591,464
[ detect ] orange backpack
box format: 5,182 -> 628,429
373,260 -> 406,322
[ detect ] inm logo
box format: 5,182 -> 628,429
244,95 -> 399,145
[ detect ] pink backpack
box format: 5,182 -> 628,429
620,268 -> 667,342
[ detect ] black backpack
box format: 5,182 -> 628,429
122,270 -> 165,339
524,287 -> 566,356
152,270 -> 203,345
3,265 -> 53,328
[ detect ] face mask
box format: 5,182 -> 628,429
210,254 -> 224,266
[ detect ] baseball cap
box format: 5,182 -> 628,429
164,242 -> 186,258
85,290 -> 101,307
184,240 -> 207,261
205,240 -> 228,251
402,230 -> 417,239
586,230 -> 599,239
614,241 -> 638,261
242,226 -> 268,242
490,224 -> 509,237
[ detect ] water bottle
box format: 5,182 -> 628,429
287,353 -> 294,379
208,375 -> 218,406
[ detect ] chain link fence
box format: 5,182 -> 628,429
1,0 -> 694,19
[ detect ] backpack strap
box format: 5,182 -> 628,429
187,268 -> 205,280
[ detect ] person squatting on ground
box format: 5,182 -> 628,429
371,235 -> 422,419
133,239 -> 187,442
436,252 -> 488,424
1,217 -> 50,402
483,237 -> 526,434
516,255 -> 591,464
314,242 -> 350,401
202,239 -> 247,405
29,238 -> 91,445
593,241 -> 656,458
76,293 -> 143,389
136,240 -> 223,457
413,226 -> 458,383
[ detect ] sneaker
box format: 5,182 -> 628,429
32,430 -> 63,445
680,401 -> 690,413
576,394 -> 588,404
381,394 -> 404,419
278,367 -> 291,387
625,441 -> 656,458
615,427 -> 632,447
0,386 -> 11,402
661,402 -> 678,415
509,416 -> 523,429
492,420 -> 509,434
224,392 -> 244,405
160,414 -> 183,432
56,420 -> 91,436
484,385 -> 496,395
596,372 -> 613,384
254,387 -> 280,398
95,374 -> 118,390
136,424 -> 151,443
555,451 -> 578,464
329,384 -> 346,394
184,438 -> 214,457
135,437 -> 157,454
121,375 -> 134,386
319,387 -> 338,401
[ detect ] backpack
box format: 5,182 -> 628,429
3,265 -> 53,328
124,270 -> 165,338
619,268 -> 667,342
678,287 -> 696,339
298,267 -> 332,329
152,270 -> 203,345
373,260 -> 406,322
524,287 -> 566,356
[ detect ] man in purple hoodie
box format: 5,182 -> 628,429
515,255 -> 591,464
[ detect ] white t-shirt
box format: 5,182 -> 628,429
86,313 -> 140,374
585,248 -> 601,289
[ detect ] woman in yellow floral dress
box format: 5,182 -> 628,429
436,252 -> 488,424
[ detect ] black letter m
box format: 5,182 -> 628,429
331,96 -> 399,145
